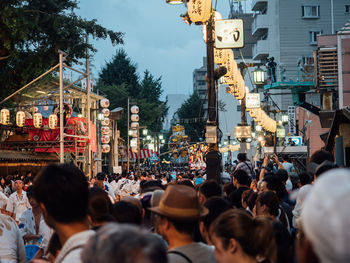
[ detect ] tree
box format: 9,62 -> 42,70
139,70 -> 168,132
98,49 -> 140,98
175,92 -> 206,143
0,0 -> 124,100
96,51 -> 168,140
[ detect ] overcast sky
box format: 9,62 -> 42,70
77,0 -> 251,99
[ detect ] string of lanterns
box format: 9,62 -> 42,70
215,48 -> 277,133
100,98 -> 111,154
1,108 -> 59,129
130,105 -> 139,153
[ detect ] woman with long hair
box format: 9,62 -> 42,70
210,209 -> 276,263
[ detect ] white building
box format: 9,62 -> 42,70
251,0 -> 350,110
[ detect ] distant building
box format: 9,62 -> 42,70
163,94 -> 188,131
299,21 -> 350,156
193,57 -> 208,116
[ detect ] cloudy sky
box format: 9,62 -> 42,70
77,0 -> 251,99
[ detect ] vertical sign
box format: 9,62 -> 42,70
288,106 -> 296,135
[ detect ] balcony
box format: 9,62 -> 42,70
251,0 -> 267,12
252,14 -> 269,38
253,40 -> 269,60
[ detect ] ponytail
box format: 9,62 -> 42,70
252,217 -> 277,262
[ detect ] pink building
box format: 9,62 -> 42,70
298,22 -> 350,156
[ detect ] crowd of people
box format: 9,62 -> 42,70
0,149 -> 349,263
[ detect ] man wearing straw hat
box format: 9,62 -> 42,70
150,185 -> 216,263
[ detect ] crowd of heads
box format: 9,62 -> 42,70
0,148 -> 349,263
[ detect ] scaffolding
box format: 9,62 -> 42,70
0,50 -> 104,175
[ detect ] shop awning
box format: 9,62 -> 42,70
126,149 -> 154,159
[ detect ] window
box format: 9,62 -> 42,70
346,5 -> 350,13
303,57 -> 314,66
310,31 -> 322,45
302,5 -> 320,18
237,105 -> 241,112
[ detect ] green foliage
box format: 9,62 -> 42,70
96,50 -> 168,140
0,0 -> 124,100
98,49 -> 139,98
175,92 -> 205,143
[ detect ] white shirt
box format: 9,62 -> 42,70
0,191 -> 9,209
18,208 -> 53,251
0,213 -> 26,263
55,230 -> 95,263
6,191 -> 31,221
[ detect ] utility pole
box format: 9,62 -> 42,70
86,35 -> 92,176
127,98 -> 130,173
59,52 -> 64,164
205,14 -> 222,183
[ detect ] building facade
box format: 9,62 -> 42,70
193,57 -> 208,115
252,0 -> 350,110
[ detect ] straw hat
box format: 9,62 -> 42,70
149,185 -> 208,221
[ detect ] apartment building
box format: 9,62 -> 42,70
193,57 -> 208,115
252,0 -> 350,110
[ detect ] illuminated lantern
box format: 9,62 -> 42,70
132,130 -> 138,138
131,122 -> 139,129
130,105 -> 139,114
101,126 -> 110,135
102,144 -> 110,153
16,111 -> 25,127
33,113 -> 42,128
101,135 -> 110,144
188,0 -> 212,23
214,48 -> 225,65
49,114 -> 58,129
101,117 -> 110,126
100,99 -> 110,108
222,50 -> 234,77
102,108 -> 110,117
131,114 -> 139,122
0,109 -> 10,125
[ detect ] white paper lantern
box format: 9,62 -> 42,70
100,99 -> 110,108
223,50 -> 235,77
130,138 -> 137,147
131,105 -> 139,114
102,144 -> 110,153
49,114 -> 58,129
101,135 -> 110,144
0,109 -> 10,125
214,48 -> 227,65
102,108 -> 110,117
131,122 -> 139,129
101,126 -> 110,135
131,114 -> 139,122
188,0 -> 212,23
101,117 -> 110,126
16,111 -> 25,127
33,113 -> 42,128
132,130 -> 138,138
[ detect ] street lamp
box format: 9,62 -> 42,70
253,66 -> 266,85
97,112 -> 105,121
142,129 -> 148,136
234,125 -> 252,143
282,114 -> 289,124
